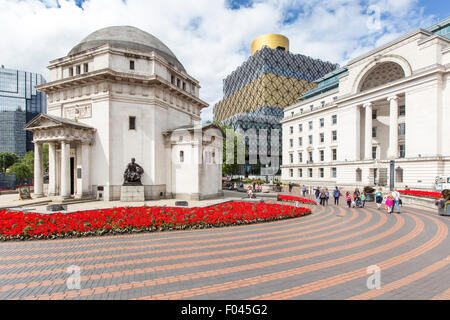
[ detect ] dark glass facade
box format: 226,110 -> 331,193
0,66 -> 46,157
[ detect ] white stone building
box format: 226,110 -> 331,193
26,26 -> 224,201
281,19 -> 450,190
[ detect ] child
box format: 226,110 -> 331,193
346,192 -> 352,208
375,188 -> 383,210
385,193 -> 394,214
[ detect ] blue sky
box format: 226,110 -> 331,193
4,0 -> 450,121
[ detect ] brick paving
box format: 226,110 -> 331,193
0,199 -> 449,300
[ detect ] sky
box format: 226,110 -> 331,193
0,0 -> 449,121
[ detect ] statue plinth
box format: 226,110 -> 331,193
120,185 -> 145,202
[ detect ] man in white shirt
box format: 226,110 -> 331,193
390,188 -> 401,214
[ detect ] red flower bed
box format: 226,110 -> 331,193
398,190 -> 442,199
0,202 -> 311,241
278,195 -> 318,205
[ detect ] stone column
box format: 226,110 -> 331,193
364,102 -> 373,160
60,141 -> 71,199
81,142 -> 91,197
75,144 -> 83,199
354,105 -> 361,161
48,142 -> 57,196
33,142 -> 44,198
388,95 -> 399,159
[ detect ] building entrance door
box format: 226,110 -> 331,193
70,157 -> 75,195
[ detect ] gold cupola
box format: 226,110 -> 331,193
251,34 -> 289,56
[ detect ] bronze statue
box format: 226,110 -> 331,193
123,158 -> 144,186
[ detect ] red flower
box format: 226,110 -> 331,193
0,202 -> 312,241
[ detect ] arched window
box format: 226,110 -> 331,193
356,168 -> 362,182
396,167 -> 404,183
359,62 -> 405,92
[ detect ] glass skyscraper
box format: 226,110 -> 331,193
0,66 -> 46,157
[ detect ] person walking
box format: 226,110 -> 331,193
302,185 -> 307,197
289,182 -> 293,193
319,189 -> 326,206
345,192 -> 352,208
385,192 -> 394,214
375,188 -> 383,210
361,192 -> 366,208
315,187 -> 321,203
325,188 -> 329,206
333,187 -> 340,205
390,188 -> 401,214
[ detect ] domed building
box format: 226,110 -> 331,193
26,26 -> 224,202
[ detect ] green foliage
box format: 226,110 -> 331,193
22,151 -> 35,175
8,162 -> 32,180
221,125 -> 241,176
0,152 -> 19,172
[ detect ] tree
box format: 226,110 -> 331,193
220,124 -> 242,176
0,152 -> 19,173
22,151 -> 35,175
8,162 -> 32,183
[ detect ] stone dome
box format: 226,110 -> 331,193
68,26 -> 186,72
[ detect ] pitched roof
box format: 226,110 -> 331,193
24,114 -> 95,131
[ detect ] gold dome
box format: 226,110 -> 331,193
251,34 -> 289,56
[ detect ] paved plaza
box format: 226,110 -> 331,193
0,196 -> 449,300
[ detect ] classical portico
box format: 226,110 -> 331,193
25,114 -> 96,200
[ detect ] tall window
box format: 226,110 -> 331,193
290,169 -> 294,178
332,115 -> 337,125
332,148 -> 337,161
290,126 -> 293,134
396,167 -> 404,183
76,65 -> 81,75
290,139 -> 293,148
182,82 -> 186,91
171,75 -> 175,85
289,154 -> 294,163
399,123 -> 406,136
298,152 -> 303,163
372,127 -> 377,138
309,152 -> 313,162
298,169 -> 303,178
309,121 -> 313,130
372,146 -> 377,159
180,151 -> 184,163
129,116 -> 136,130
299,137 -> 303,146
320,118 -> 324,127
319,168 -> 324,178
130,60 -> 135,70
308,168 -> 313,178
399,106 -> 406,116
320,150 -> 324,162
399,145 -> 406,158
309,135 -> 313,145
372,109 -> 377,120
332,130 -> 337,141
320,133 -> 324,143
332,167 -> 337,178
321,101 -> 325,108
83,63 -> 89,73
299,124 -> 303,132
69,67 -> 74,77
356,168 -> 362,182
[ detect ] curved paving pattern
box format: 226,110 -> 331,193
0,202 -> 449,300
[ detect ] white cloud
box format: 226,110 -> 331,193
0,0 -> 436,121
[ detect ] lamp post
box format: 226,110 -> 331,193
390,160 -> 395,191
